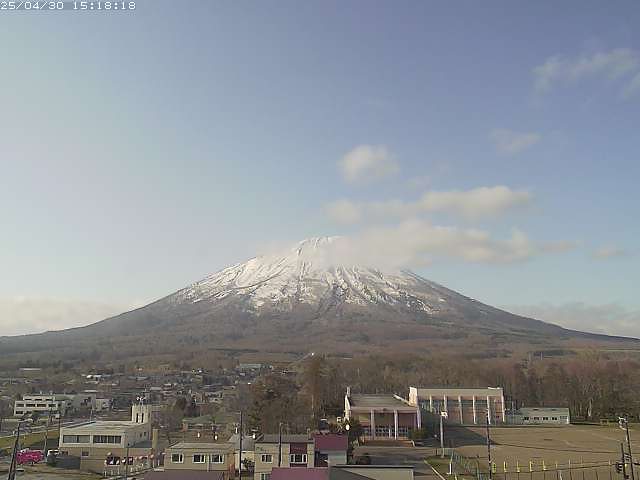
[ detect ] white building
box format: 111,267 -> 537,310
408,387 -> 506,425
14,394 -> 70,417
509,407 -> 570,425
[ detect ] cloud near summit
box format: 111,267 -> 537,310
339,145 -> 399,183
326,186 -> 532,224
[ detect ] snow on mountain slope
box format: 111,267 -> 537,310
174,237 -> 444,314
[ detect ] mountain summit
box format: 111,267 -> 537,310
1,237 -> 634,359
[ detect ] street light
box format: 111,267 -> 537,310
440,411 -> 448,458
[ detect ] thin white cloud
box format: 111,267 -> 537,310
0,297 -> 141,336
325,186 -> 532,224
505,302 -> 640,339
592,245 -> 629,259
622,72 -> 640,99
325,199 -> 362,224
322,220 -> 548,269
339,145 -> 399,183
533,48 -> 640,94
421,186 -> 532,219
490,129 -> 541,155
407,175 -> 431,189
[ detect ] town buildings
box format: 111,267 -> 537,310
14,393 -> 70,417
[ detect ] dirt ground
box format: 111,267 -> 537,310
441,424 -> 638,480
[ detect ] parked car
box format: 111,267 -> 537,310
16,449 -> 44,465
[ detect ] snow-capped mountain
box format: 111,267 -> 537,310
2,237 -> 634,358
174,237 -> 444,315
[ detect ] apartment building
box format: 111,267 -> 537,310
58,403 -> 153,473
14,393 -> 70,417
254,434 -> 315,480
164,442 -> 235,478
408,387 -> 506,425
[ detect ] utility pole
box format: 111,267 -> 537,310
278,422 -> 283,467
124,445 -> 130,480
621,417 -> 635,480
487,412 -> 493,480
622,443 -> 629,480
43,408 -> 52,459
8,422 -> 22,480
238,411 -> 243,480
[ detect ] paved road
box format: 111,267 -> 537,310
354,445 -> 441,479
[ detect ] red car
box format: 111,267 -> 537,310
16,449 -> 44,465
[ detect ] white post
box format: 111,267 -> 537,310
394,410 -> 398,439
370,410 -> 375,439
417,407 -> 422,429
501,394 -> 506,423
443,394 -> 448,416
472,395 -> 477,424
429,395 -> 434,413
486,395 -> 492,425
458,396 -> 463,424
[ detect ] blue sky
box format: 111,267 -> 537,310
1,1 -> 639,336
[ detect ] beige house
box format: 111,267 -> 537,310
254,434 -> 315,480
164,442 -> 235,478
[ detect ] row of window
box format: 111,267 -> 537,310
62,434 -> 125,444
15,403 -> 59,408
255,453 -> 308,464
523,416 -> 568,421
171,453 -> 225,464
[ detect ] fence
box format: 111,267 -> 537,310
445,448 -> 625,480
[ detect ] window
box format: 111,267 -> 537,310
523,417 -> 530,421
260,474 -> 271,480
290,453 -> 307,464
171,453 -> 183,463
552,417 -> 558,421
543,417 -> 549,421
81,451 -> 89,457
63,435 -> 90,444
193,454 -> 206,463
15,411 -> 23,415
211,454 -> 224,463
93,435 -> 122,444
261,454 -> 273,463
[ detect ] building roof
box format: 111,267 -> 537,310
228,433 -> 256,451
259,434 -> 313,444
271,467 -> 328,480
61,420 -> 143,432
411,386 -> 504,396
348,394 -> 416,411
314,434 -> 348,452
142,471 -> 224,480
182,415 -> 216,424
167,442 -> 234,452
